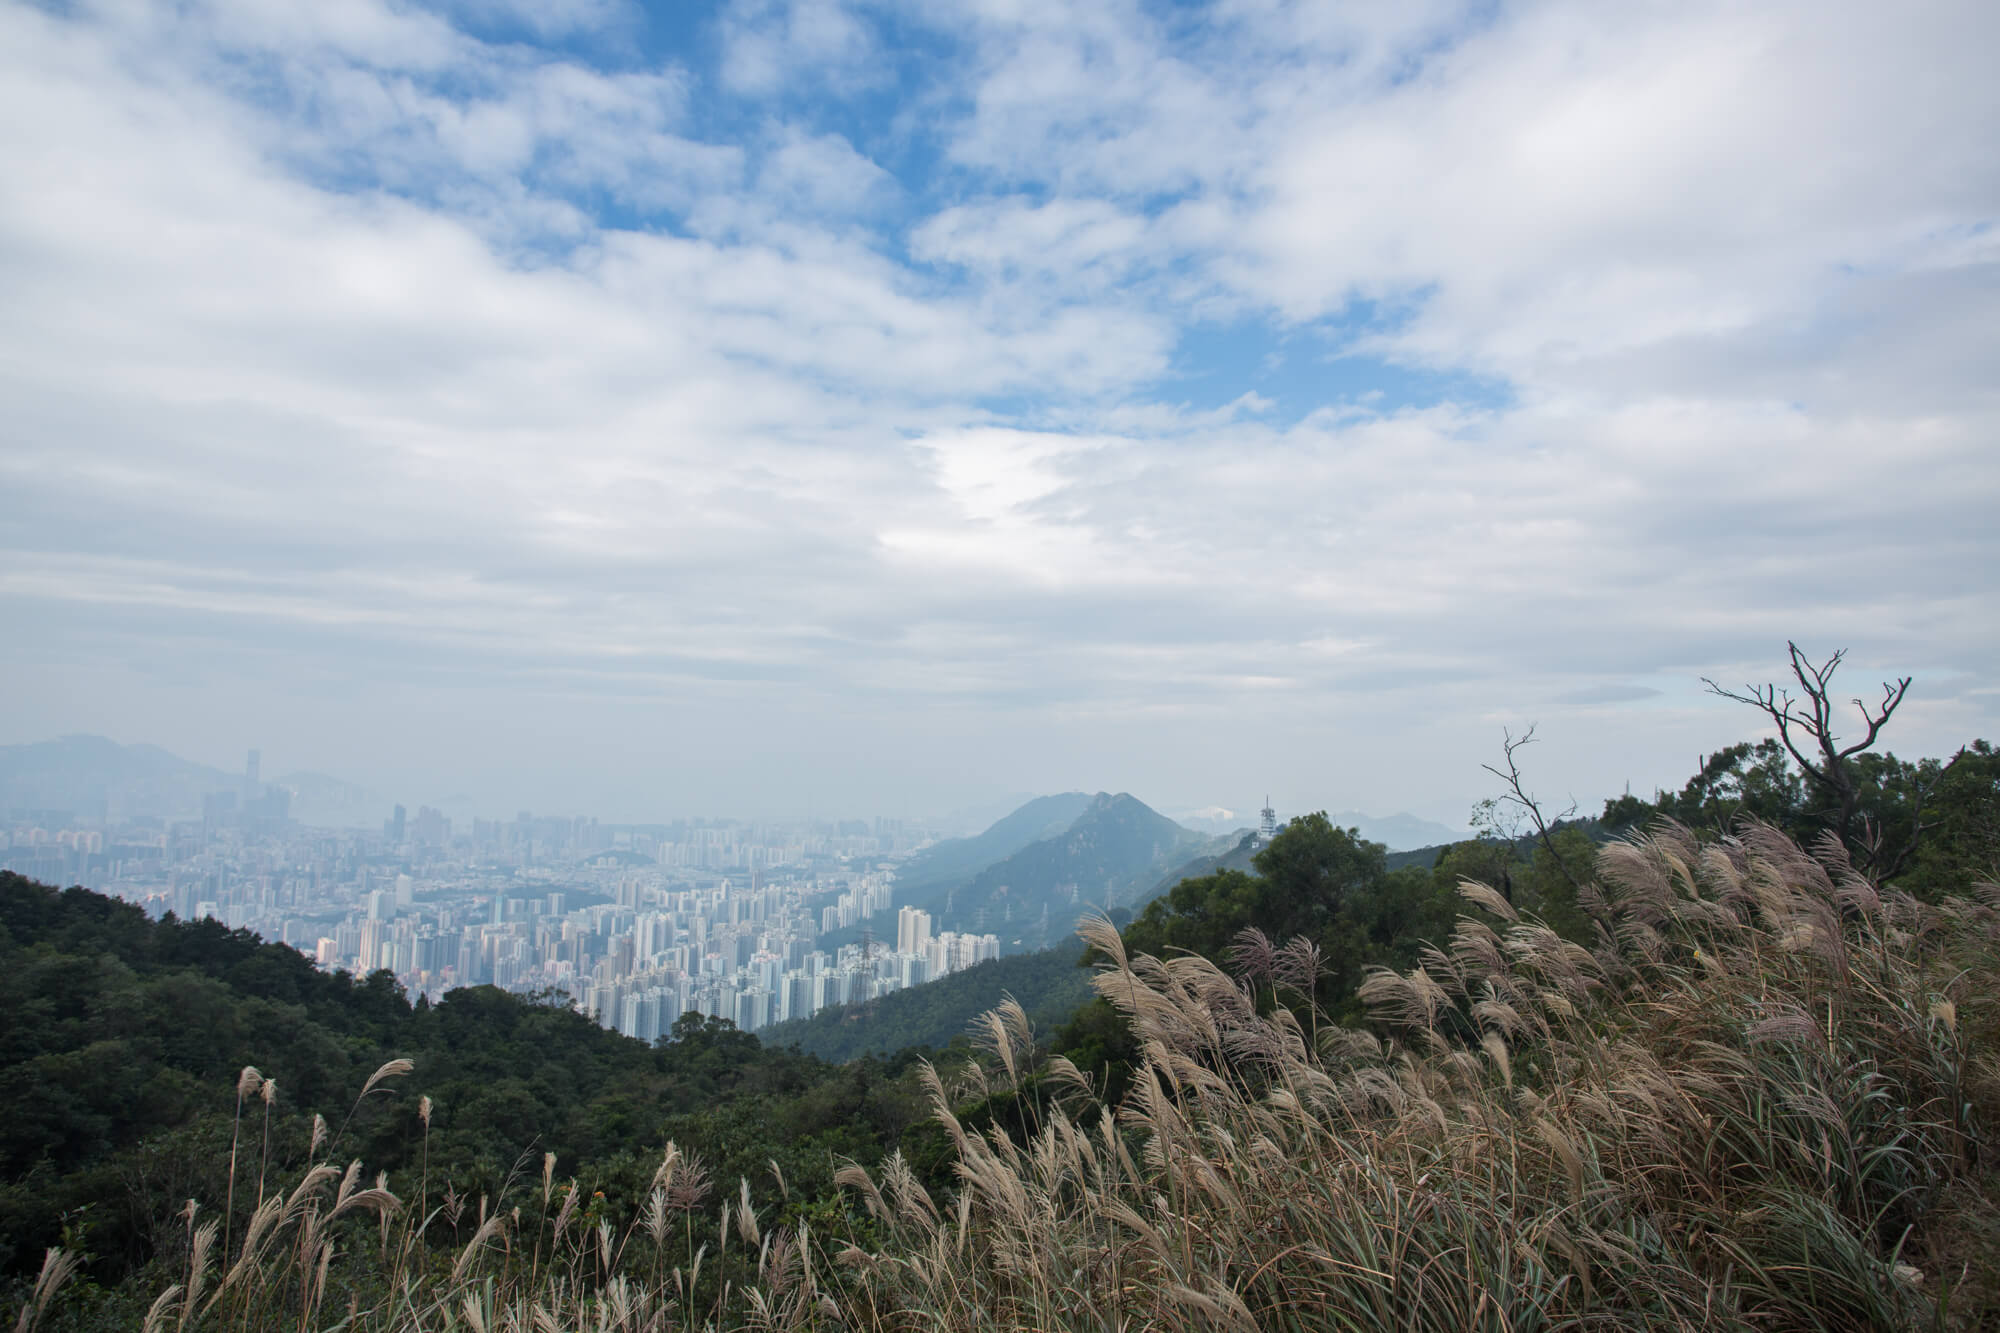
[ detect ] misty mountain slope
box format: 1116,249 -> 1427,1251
894,791 -> 1096,893
1143,829 -> 1266,903
923,793 -> 1213,951
760,940 -> 1092,1063
0,733 -> 395,827
1328,810 -> 1468,851
0,734 -> 234,817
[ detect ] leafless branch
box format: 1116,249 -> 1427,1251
1703,641 -> 1917,878
1480,726 -> 1589,894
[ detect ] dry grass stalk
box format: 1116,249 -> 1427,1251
34,821 -> 1993,1333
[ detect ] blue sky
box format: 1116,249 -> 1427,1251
1,0 -> 1996,824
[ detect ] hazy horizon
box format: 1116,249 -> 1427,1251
5,732 -> 1485,848
4,1 -> 1995,827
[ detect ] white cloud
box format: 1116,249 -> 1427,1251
757,129 -> 895,215
911,197 -> 1152,290
0,0 -> 1995,818
719,0 -> 879,98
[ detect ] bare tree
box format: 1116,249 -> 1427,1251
1703,642 -> 1947,879
1480,725 -> 1590,894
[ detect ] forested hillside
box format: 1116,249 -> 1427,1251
7,707 -> 1998,1331
937,793 -> 1213,949
890,792 -> 1095,895
0,873 -> 933,1291
11,812 -> 2000,1331
758,941 -> 1092,1063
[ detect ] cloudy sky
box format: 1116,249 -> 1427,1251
2,0 -> 1996,825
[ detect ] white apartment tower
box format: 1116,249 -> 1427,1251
897,905 -> 932,956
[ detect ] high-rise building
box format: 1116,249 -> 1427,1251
358,917 -> 386,972
897,905 -> 932,956
412,805 -> 449,848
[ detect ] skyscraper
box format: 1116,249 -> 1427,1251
897,905 -> 932,956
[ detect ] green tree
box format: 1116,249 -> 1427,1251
1702,643 -> 1952,880
1603,740 -> 1806,837
1116,814 -> 1447,1017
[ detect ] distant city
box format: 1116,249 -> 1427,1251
1,745 -> 1004,1042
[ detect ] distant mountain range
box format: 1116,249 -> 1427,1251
888,792 -> 1224,952
1141,829 -> 1264,900
880,795 -> 1475,956
955,793 -> 1222,949
6,734 -> 1467,861
0,735 -> 390,827
1171,806 -> 1466,850
893,792 -> 1098,894
1327,810 -> 1468,851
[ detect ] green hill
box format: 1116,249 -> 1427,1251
0,734 -> 234,819
759,941 -> 1092,1063
892,791 -> 1095,894
908,793 -> 1212,950
0,872 -> 916,1286
1141,827 -> 1264,900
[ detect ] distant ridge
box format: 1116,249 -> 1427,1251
1142,828 -> 1265,901
1327,810 -> 1468,852
894,792 -> 1096,893
0,735 -> 390,826
1171,804 -> 1466,852
1141,812 -> 1472,909
893,792 -> 1215,952
0,734 -> 233,819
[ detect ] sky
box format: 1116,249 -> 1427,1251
2,0 -> 1997,826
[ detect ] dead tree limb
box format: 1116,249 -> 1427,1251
1480,725 -> 1590,894
1702,642 -> 1915,877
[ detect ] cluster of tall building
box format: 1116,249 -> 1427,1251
3,760 -> 999,1041
579,879 -> 1000,1043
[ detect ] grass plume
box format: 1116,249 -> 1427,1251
22,822 -> 1998,1332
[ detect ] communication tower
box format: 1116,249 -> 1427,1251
1260,797 -> 1277,841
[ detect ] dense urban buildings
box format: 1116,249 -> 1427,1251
0,752 -> 1001,1039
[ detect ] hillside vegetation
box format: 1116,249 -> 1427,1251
0,872 -> 939,1296
839,823 -> 2000,1331
891,793 -> 1097,897
758,942 -> 1093,1064
948,793 -> 1213,949
9,681 -> 1998,1330
850,793 -> 1217,953
11,818 -> 2000,1331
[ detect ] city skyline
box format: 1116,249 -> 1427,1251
0,745 -> 1120,1047
1,732 -> 1476,846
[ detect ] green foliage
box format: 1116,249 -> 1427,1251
1602,738 -> 1807,836
1115,813 -> 1462,1017
1603,737 -> 1999,898
760,944 -> 1092,1064
834,824 -> 2000,1333
1896,739 -> 2000,898
0,872 -> 912,1288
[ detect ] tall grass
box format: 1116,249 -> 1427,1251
833,822 -> 2000,1331
20,1052 -> 804,1333
14,822 -> 1998,1331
